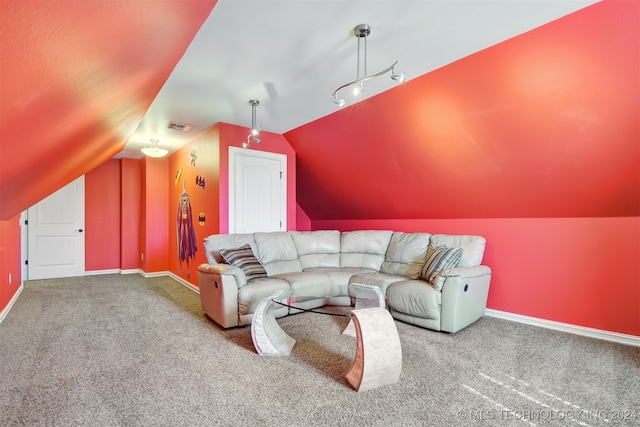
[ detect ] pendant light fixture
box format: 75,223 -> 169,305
141,138 -> 169,158
243,99 -> 262,148
332,24 -> 406,107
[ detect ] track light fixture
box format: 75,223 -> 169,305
141,138 -> 169,158
332,24 -> 405,107
243,99 -> 262,148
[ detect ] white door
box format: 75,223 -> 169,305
229,147 -> 286,233
27,176 -> 85,280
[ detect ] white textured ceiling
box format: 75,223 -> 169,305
118,0 -> 599,158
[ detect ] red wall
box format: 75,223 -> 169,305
313,217 -> 640,337
0,1 -> 218,221
0,217 -> 22,315
121,159 -> 142,270
286,1 -> 640,337
84,158 -> 142,273
140,158 -> 169,273
168,127 -> 220,283
165,122 -> 299,284
85,159 -> 121,271
296,204 -> 312,231
217,123 -> 298,233
2,1 -> 636,339
286,0 -> 639,220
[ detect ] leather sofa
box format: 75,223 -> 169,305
197,230 -> 491,333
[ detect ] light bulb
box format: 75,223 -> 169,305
392,73 -> 406,83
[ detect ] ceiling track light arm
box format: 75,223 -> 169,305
332,24 -> 404,107
332,60 -> 399,100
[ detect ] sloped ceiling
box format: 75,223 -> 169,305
0,0 -> 218,220
286,0 -> 639,219
3,0 -> 635,223
120,0 -> 601,157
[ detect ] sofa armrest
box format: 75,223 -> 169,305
197,263 -> 243,328
440,265 -> 491,280
197,263 -> 247,288
439,265 -> 492,333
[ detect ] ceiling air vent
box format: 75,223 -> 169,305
167,121 -> 193,132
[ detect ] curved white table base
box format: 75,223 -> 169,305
343,283 -> 386,337
343,307 -> 402,392
251,290 -> 295,356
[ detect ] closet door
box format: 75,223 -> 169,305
27,175 -> 85,280
229,147 -> 286,233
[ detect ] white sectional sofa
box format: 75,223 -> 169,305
196,230 -> 492,333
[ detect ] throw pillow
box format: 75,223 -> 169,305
219,244 -> 268,282
420,244 -> 463,286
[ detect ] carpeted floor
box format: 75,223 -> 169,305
0,274 -> 638,426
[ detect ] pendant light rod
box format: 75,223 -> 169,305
244,99 -> 262,148
249,99 -> 260,135
355,24 -> 369,81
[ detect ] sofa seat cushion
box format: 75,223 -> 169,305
304,267 -> 377,297
348,272 -> 406,295
237,279 -> 290,315
387,280 -> 440,320
272,272 -> 332,299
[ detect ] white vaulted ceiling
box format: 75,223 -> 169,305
118,0 -> 599,158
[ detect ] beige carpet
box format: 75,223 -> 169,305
1,274 -> 638,426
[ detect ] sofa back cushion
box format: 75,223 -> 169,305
254,232 -> 302,275
340,230 -> 393,270
380,232 -> 431,278
430,234 -> 486,267
290,230 -> 340,269
203,233 -> 256,264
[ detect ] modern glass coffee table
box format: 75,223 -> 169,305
250,285 -> 402,392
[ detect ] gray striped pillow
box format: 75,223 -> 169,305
420,244 -> 463,288
219,244 -> 268,282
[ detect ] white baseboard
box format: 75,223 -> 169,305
167,272 -> 200,294
132,269 -> 200,294
139,270 -> 168,278
85,269 -> 121,276
485,309 -> 640,348
0,283 -> 24,325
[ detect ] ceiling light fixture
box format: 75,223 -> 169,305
332,24 -> 405,107
243,99 -> 262,148
141,138 -> 169,158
